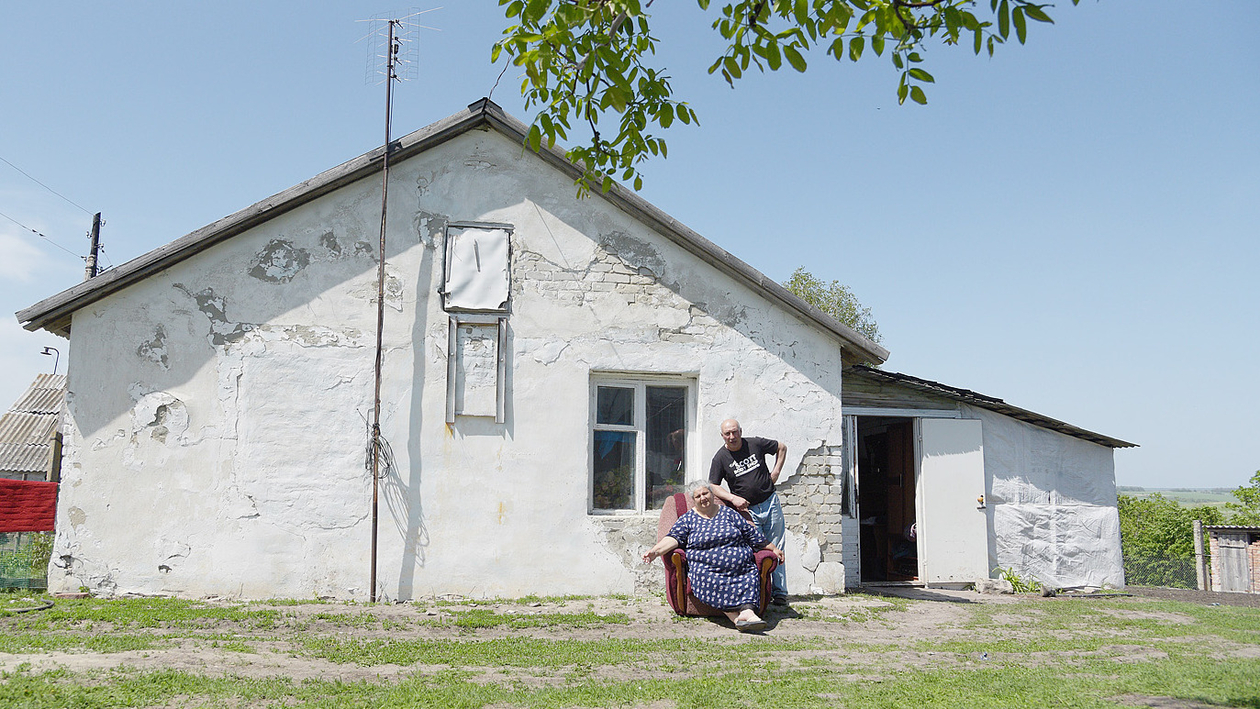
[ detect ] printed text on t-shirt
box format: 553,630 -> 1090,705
729,454 -> 760,477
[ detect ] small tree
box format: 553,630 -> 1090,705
1117,493 -> 1223,589
783,267 -> 881,344
1225,471 -> 1260,526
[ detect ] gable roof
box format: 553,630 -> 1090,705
16,99 -> 889,366
845,365 -> 1137,449
0,373 -> 66,479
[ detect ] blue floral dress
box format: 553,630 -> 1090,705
667,505 -> 767,610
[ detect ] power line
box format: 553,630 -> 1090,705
0,209 -> 84,261
0,155 -> 93,215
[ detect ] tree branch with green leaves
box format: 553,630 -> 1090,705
495,0 -> 1079,195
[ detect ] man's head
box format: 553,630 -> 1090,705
720,419 -> 743,451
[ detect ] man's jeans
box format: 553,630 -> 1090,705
748,492 -> 786,599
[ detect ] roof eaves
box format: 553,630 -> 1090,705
16,103 -> 496,336
846,365 -> 1137,449
16,98 -> 889,364
1203,525 -> 1260,533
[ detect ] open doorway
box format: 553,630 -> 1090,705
856,417 -> 918,582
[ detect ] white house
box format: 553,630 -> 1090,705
17,99 -> 1131,600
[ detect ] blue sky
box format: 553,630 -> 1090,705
1,1 -> 1256,489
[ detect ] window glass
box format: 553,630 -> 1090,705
592,430 -> 635,510
596,386 -> 634,426
591,377 -> 693,513
645,386 -> 687,509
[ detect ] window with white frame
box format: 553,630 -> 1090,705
590,376 -> 693,513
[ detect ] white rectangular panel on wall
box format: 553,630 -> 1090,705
444,227 -> 510,311
918,418 -> 989,584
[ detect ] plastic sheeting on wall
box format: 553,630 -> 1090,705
444,228 -> 509,311
963,404 -> 1125,589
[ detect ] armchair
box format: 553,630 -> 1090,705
654,491 -> 779,617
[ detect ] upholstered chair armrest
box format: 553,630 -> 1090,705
753,548 -> 779,572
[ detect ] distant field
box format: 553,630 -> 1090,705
1118,487 -> 1236,508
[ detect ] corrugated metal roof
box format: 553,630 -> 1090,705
0,443 -> 52,474
10,374 -> 66,415
0,375 -> 65,476
845,365 -> 1137,449
1204,525 -> 1260,533
0,412 -> 59,444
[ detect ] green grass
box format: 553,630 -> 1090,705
2,596 -> 285,629
4,660 -> 1259,709
1,595 -> 1257,708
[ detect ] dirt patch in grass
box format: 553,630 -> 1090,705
1,586 -> 1255,709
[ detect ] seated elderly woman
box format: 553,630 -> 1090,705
643,480 -> 784,631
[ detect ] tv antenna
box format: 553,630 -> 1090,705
357,8 -> 439,605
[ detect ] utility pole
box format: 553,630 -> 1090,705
84,212 -> 101,280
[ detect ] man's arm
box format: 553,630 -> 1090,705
710,452 -> 750,510
708,482 -> 749,511
769,441 -> 787,484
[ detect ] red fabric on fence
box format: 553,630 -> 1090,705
0,479 -> 58,532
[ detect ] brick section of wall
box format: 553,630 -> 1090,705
1251,535 -> 1260,594
515,239 -> 721,344
516,243 -> 662,307
777,444 -> 847,564
1208,535 -> 1220,591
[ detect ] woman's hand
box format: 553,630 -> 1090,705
643,536 -> 679,563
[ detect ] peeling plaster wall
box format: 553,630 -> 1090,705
51,127 -> 848,600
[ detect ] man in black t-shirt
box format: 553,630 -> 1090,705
708,418 -> 788,605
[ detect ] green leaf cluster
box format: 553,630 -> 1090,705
1118,493 -> 1222,561
782,266 -> 881,345
1223,470 -> 1260,525
495,0 -> 1078,194
495,0 -> 694,196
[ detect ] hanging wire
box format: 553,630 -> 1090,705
0,155 -> 93,215
0,209 -> 85,261
364,419 -> 397,480
97,244 -> 115,271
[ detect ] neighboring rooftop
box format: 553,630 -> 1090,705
0,373 -> 66,480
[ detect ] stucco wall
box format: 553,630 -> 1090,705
49,128 -> 850,600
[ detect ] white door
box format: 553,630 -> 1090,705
917,418 -> 989,584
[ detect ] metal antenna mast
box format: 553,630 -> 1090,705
360,9 -> 431,604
